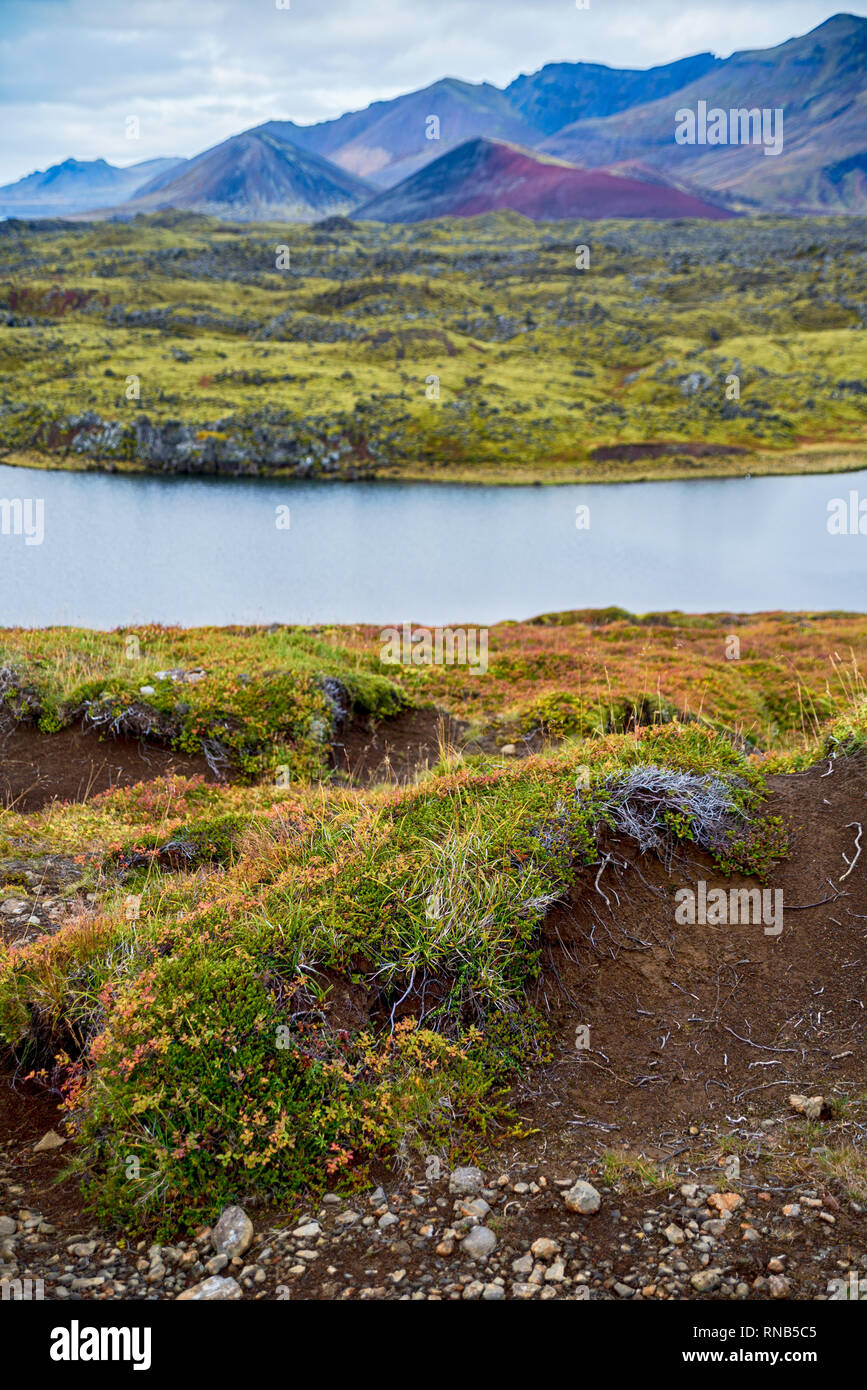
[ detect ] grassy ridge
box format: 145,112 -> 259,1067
1,212 -> 865,483
0,613 -> 864,1232
1,610 -> 862,777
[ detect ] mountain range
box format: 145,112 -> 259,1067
0,156 -> 184,218
1,14 -> 863,223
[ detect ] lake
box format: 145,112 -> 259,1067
0,462 -> 864,627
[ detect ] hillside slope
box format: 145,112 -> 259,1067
119,131 -> 374,221
258,77 -> 542,189
357,137 -> 734,222
542,14 -> 867,212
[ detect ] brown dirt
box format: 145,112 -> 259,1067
515,754 -> 867,1158
0,717 -> 218,812
330,707 -> 467,785
0,1076 -> 85,1230
1,706 -> 469,813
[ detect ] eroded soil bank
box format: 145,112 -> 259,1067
1,754 -> 864,1301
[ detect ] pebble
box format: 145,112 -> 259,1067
449,1167 -> 485,1198
461,1226 -> 497,1260
177,1276 -> 242,1301
530,1237 -> 560,1260
563,1180 -> 601,1215
212,1206 -> 253,1259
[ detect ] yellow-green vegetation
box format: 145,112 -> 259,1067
1,608 -> 863,780
1,212 -> 865,483
0,624 -> 405,780
335,608 -> 867,756
0,614 -> 864,1234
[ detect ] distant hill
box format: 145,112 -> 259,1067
541,14 -> 867,213
117,130 -> 374,221
504,52 -> 722,135
256,77 -> 542,188
356,138 -> 734,222
0,157 -> 184,218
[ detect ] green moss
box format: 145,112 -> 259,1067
1,212 -> 865,483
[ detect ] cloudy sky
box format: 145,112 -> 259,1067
0,0 -> 863,184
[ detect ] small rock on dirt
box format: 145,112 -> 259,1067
449,1167 -> 484,1197
33,1130 -> 66,1153
177,1276 -> 242,1301
461,1226 -> 497,1260
211,1205 -> 253,1258
563,1180 -> 601,1214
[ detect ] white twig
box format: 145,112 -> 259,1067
594,854 -> 613,909
840,822 -> 862,882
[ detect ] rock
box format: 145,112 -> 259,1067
211,1205 -> 253,1258
33,1130 -> 65,1153
768,1257 -> 786,1274
530,1237 -> 560,1260
0,1217 -> 16,1237
691,1269 -> 721,1293
501,744 -> 517,755
512,1253 -> 533,1275
789,1094 -> 832,1121
449,1167 -> 484,1198
292,1222 -> 321,1240
461,1198 -> 491,1220
769,1275 -> 791,1299
545,1260 -> 566,1283
704,1220 -> 728,1237
781,1203 -> 801,1218
482,1283 -> 505,1300
68,1240 -> 97,1258
563,1180 -> 601,1214
707,1192 -> 742,1214
177,1276 -> 242,1301
204,1254 -> 229,1275
461,1226 -> 497,1260
378,1213 -> 399,1230
664,1223 -> 685,1245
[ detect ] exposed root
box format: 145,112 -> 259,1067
839,822 -> 862,882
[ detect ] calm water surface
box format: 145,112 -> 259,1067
0,463 -> 864,626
